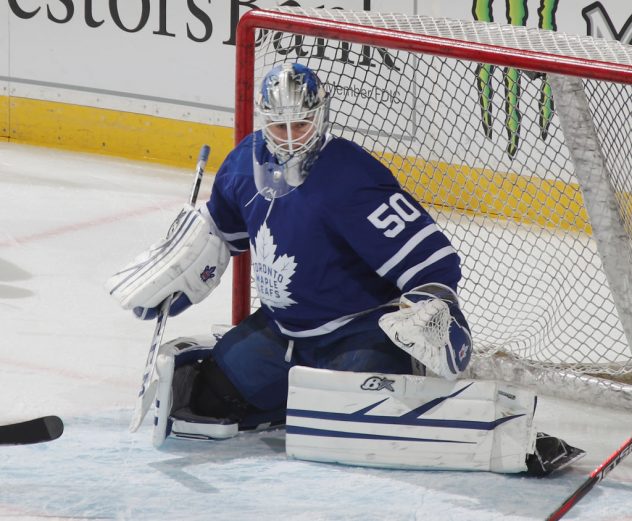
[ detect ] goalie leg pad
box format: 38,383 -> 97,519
286,366 -> 537,473
152,335 -> 227,447
152,333 -> 284,447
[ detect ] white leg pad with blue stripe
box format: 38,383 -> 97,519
286,366 -> 537,473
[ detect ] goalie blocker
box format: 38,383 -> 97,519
151,336 -> 583,475
105,204 -> 230,312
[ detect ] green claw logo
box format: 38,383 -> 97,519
472,0 -> 559,158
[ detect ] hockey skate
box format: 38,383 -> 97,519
153,337 -> 285,446
168,362 -> 284,441
525,432 -> 586,477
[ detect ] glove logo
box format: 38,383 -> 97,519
361,376 -> 395,392
457,343 -> 470,362
394,332 -> 414,348
167,208 -> 187,239
200,265 -> 216,283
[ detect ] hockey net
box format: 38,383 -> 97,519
233,8 -> 632,408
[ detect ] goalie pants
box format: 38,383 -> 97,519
211,308 -> 413,411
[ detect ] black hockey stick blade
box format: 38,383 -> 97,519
0,415 -> 64,445
546,436 -> 632,520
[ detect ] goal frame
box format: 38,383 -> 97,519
230,9 -> 632,409
232,8 -> 632,326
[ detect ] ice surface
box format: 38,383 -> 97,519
0,142 -> 630,520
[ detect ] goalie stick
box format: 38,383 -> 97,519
129,144 -> 211,433
0,416 -> 64,445
546,436 -> 632,520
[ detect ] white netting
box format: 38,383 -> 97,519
275,7 -> 632,67
240,9 -> 632,381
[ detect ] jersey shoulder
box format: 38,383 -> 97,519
213,132 -> 260,200
318,137 -> 398,187
216,133 -> 256,179
307,137 -> 400,207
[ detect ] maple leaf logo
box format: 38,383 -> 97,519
251,223 -> 297,310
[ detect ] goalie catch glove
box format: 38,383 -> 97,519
379,283 -> 472,380
106,204 -> 230,311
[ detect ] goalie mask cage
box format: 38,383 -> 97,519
233,8 -> 632,409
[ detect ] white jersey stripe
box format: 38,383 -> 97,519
376,223 -> 439,277
220,230 -> 250,241
275,301 -> 398,338
396,246 -> 456,289
201,205 -> 250,242
226,243 -> 248,254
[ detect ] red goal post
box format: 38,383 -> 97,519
231,7 -> 632,406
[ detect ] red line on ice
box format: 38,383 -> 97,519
0,200 -> 182,247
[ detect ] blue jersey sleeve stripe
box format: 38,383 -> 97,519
396,246 -> 457,289
376,223 -> 440,277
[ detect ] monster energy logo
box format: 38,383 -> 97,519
582,2 -> 632,42
472,0 -> 559,158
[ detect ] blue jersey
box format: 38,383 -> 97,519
206,131 -> 461,337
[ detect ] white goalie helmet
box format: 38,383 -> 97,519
255,63 -> 330,192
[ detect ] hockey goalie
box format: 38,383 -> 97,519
106,63 -> 584,476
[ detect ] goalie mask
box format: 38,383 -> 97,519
254,63 -> 330,195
